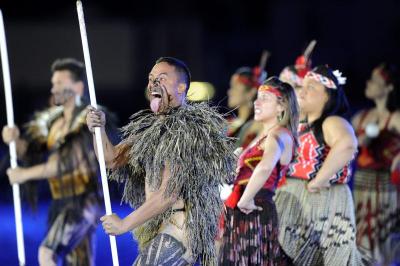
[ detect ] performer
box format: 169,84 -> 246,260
2,58 -> 102,266
86,57 -> 236,265
227,59 -> 267,149
275,65 -> 371,265
279,40 -> 315,122
220,77 -> 298,265
352,63 -> 400,262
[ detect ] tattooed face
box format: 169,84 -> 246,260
147,62 -> 184,114
50,70 -> 82,106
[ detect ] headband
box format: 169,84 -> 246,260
258,85 -> 283,98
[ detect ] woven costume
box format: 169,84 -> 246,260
22,105 -> 102,266
353,110 -> 400,261
220,132 -> 291,265
275,122 -> 371,266
110,102 -> 236,265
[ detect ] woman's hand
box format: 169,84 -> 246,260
237,198 -> 263,215
307,178 -> 331,193
100,214 -> 126,236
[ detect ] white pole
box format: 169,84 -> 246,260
0,9 -> 26,266
75,1 -> 119,265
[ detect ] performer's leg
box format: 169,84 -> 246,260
133,233 -> 190,266
41,194 -> 101,266
38,246 -> 57,266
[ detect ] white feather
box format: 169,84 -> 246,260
333,70 -> 347,85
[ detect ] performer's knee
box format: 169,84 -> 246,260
38,246 -> 57,266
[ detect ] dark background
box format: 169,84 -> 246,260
0,0 -> 399,264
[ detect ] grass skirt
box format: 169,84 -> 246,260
275,178 -> 372,266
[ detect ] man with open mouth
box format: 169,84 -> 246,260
86,57 -> 236,265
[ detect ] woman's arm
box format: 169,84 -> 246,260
307,116 -> 357,192
237,130 -> 289,213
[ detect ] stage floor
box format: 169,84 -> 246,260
0,200 -> 138,265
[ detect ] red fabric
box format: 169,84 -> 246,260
225,133 -> 290,208
391,169 -> 400,186
357,129 -> 400,170
287,123 -> 352,184
277,175 -> 287,188
225,184 -> 243,209
295,55 -> 311,78
234,138 -> 282,190
258,85 -> 283,98
234,66 -> 263,89
356,111 -> 400,170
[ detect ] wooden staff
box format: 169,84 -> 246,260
76,1 -> 119,265
0,9 -> 26,266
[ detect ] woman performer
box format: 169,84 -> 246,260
227,52 -> 268,149
275,65 -> 371,265
352,63 -> 400,262
220,76 -> 299,265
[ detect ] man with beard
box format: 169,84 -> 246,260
86,57 -> 235,265
2,58 -> 101,266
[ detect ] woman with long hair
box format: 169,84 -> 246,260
352,63 -> 400,262
227,66 -> 267,149
220,76 -> 299,265
275,65 -> 371,265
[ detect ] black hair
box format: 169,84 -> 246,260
156,57 -> 191,91
234,66 -> 267,90
378,62 -> 400,112
308,65 -> 350,142
235,67 -> 253,89
51,58 -> 85,82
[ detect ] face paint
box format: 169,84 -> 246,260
53,88 -> 75,106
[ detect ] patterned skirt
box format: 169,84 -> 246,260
274,178 -> 372,266
353,169 -> 400,262
219,189 -> 289,266
133,233 -> 190,266
42,193 -> 101,266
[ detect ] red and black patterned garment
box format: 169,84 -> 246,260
356,111 -> 400,172
287,122 -> 353,183
353,110 -> 400,258
220,133 -> 291,265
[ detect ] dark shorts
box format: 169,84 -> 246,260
41,193 -> 101,266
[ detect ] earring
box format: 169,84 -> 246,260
277,112 -> 284,122
75,95 -> 82,106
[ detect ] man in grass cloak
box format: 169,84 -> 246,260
87,57 -> 236,265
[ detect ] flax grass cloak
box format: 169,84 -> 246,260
110,102 -> 236,264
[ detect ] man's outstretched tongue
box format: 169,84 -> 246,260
150,98 -> 162,113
